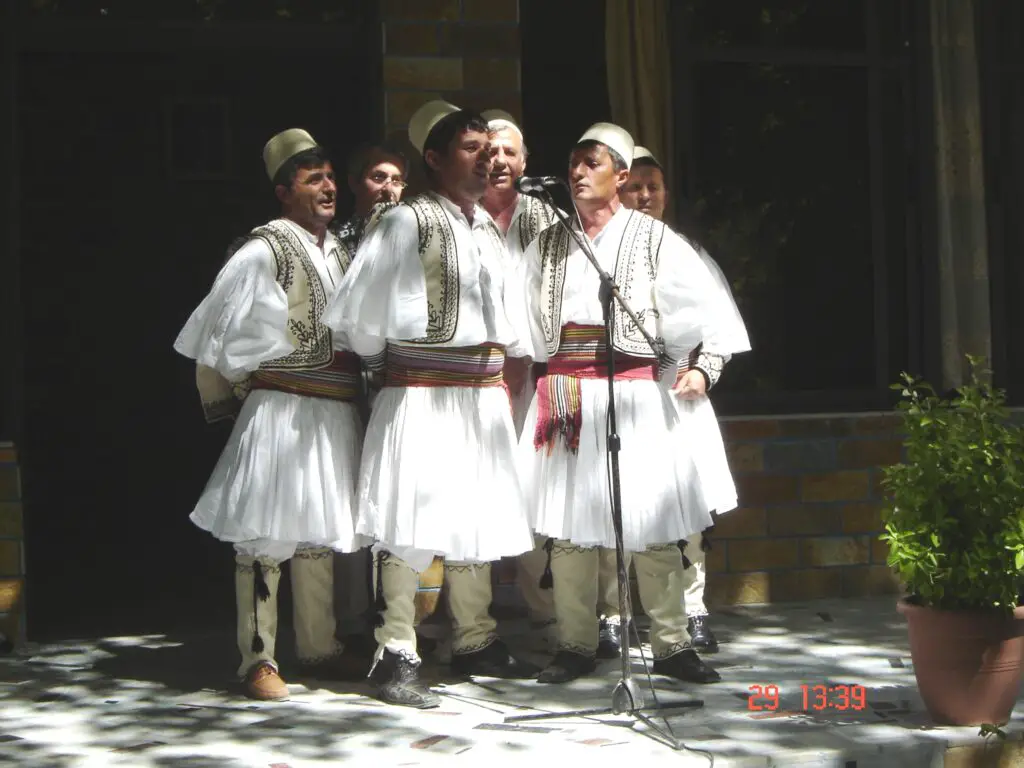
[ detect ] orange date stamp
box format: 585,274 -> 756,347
747,683 -> 867,712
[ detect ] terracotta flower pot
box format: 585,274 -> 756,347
898,598 -> 1024,725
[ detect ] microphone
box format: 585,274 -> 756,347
514,175 -> 562,195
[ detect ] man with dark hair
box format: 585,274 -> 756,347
332,142 -> 409,258
621,147 -> 667,222
618,145 -> 751,655
322,101 -> 536,709
517,122 -> 728,686
175,128 -> 362,701
479,109 -> 559,647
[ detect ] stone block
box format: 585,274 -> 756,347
0,465 -> 19,502
725,442 -> 763,473
0,578 -> 22,613
381,0 -> 461,22
870,470 -> 885,500
767,505 -> 842,536
463,57 -> 520,91
384,56 -> 463,90
800,536 -> 870,567
851,413 -> 901,436
440,24 -> 521,56
0,540 -> 20,576
0,503 -> 22,538
728,539 -> 800,572
871,536 -> 890,565
841,502 -> 883,534
721,419 -> 780,441
777,416 -> 853,438
387,90 -> 445,127
801,470 -> 870,502
450,90 -> 521,118
712,507 -> 767,539
385,23 -> 440,55
463,0 -> 519,22
770,568 -> 844,601
703,542 -> 727,573
837,438 -> 903,470
736,474 -> 799,506
841,565 -> 902,597
943,739 -> 1024,767
707,571 -> 769,606
763,440 -> 837,473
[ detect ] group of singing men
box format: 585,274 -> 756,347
174,100 -> 751,708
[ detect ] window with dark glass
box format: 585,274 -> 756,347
670,0 -> 922,413
979,0 -> 1024,404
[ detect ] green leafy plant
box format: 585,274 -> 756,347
881,356 -> 1024,614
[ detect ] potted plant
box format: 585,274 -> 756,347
881,356 -> 1024,726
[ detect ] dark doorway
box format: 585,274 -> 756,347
17,25 -> 379,639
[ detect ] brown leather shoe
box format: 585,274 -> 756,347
244,661 -> 289,701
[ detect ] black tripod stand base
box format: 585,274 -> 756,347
503,698 -> 704,724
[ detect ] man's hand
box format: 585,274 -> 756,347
672,369 -> 706,400
504,356 -> 531,396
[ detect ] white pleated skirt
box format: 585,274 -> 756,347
356,385 -> 534,562
518,378 -> 717,550
189,390 -> 362,553
677,396 -> 738,515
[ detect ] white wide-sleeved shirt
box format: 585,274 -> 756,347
516,205 -> 745,365
174,219 -> 348,378
322,191 -> 529,360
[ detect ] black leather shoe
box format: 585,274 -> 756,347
687,615 -> 719,653
450,639 -> 539,679
652,648 -> 721,684
416,633 -> 438,657
597,618 -> 629,660
369,649 -> 440,708
538,649 -> 597,683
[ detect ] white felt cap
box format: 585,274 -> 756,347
577,122 -> 634,169
632,145 -> 662,168
263,128 -> 319,181
481,108 -> 523,140
408,100 -> 461,155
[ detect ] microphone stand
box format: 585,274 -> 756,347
502,184 -> 704,751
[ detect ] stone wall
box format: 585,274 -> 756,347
705,413 -> 903,606
379,0 -> 522,178
0,443 -> 24,647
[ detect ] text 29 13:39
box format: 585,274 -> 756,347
747,684 -> 867,711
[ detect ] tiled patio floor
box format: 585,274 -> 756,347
0,597 -> 1021,767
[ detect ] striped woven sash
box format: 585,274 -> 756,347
535,324 -> 658,454
250,351 -> 363,402
384,342 -> 506,388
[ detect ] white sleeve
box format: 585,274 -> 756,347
693,243 -> 751,356
173,239 -> 293,380
519,239 -> 548,363
654,231 -> 722,361
321,205 -> 429,343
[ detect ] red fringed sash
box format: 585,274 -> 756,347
533,324 -> 658,454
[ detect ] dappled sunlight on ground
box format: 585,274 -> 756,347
0,598 -> 1020,766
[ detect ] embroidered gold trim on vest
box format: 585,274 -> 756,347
538,210 -> 666,359
516,195 -> 557,252
538,224 -> 571,357
250,220 -> 333,371
612,210 -> 666,357
405,194 -> 460,344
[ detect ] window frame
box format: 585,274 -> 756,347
669,0 -> 937,415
